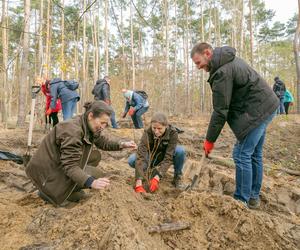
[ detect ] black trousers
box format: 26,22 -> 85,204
284,102 -> 291,115
46,112 -> 59,127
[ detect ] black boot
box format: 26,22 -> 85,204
172,174 -> 184,189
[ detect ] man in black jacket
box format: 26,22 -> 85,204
92,76 -> 118,128
191,42 -> 279,209
273,76 -> 286,114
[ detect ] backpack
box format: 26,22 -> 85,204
64,80 -> 79,91
134,90 -> 148,100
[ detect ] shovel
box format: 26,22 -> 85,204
185,153 -> 206,191
23,86 -> 41,166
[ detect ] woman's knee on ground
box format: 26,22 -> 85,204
128,153 -> 137,168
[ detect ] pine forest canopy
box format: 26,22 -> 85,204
0,0 -> 299,126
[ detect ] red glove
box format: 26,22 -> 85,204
135,185 -> 146,193
149,177 -> 159,193
128,108 -> 135,116
45,108 -> 52,116
203,140 -> 214,156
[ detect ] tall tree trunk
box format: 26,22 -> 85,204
121,4 -> 126,88
1,0 -> 8,123
60,0 -> 65,79
82,0 -> 87,107
185,0 -> 190,114
38,0 -> 44,75
130,1 -> 135,89
200,2 -> 205,112
294,0 -> 300,113
92,15 -> 99,83
239,0 -> 244,57
17,0 -> 31,127
104,0 -> 109,75
173,0 -> 178,114
164,0 -> 170,113
45,0 -> 52,78
248,0 -> 254,66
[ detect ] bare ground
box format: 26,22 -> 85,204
0,114 -> 300,250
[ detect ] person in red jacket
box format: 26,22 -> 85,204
40,78 -> 62,127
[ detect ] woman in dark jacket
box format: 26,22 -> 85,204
26,101 -> 136,206
128,112 -> 186,192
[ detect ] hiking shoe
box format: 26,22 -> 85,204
248,198 -> 260,209
235,199 -> 248,209
172,174 -> 186,189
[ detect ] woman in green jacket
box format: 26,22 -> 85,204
283,89 -> 294,115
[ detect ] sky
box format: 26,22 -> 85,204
263,0 -> 298,23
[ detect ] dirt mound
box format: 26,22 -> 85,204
0,116 -> 300,249
13,178 -> 300,250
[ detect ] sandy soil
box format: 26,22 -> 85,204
0,114 -> 299,250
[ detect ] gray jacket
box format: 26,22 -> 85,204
50,78 -> 80,109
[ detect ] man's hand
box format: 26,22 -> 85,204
120,141 -> 137,149
128,108 -> 135,116
120,112 -> 126,118
104,99 -> 111,105
91,178 -> 110,189
290,102 -> 294,106
45,108 -> 52,116
149,175 -> 160,192
203,139 -> 214,156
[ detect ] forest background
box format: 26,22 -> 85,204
0,0 -> 299,126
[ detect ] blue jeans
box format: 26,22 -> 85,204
277,98 -> 285,114
128,145 -> 186,176
131,106 -> 149,128
110,108 -> 118,128
62,98 -> 78,120
233,112 -> 275,203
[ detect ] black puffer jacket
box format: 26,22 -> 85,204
206,46 -> 279,142
92,79 -> 111,102
273,78 -> 286,98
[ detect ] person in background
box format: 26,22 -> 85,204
283,89 -> 294,115
273,76 -> 286,115
128,112 -> 186,192
47,78 -> 80,120
121,89 -> 149,129
37,77 -> 62,128
26,101 -> 137,206
190,42 -> 279,209
92,76 -> 118,128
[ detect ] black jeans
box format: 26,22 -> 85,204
47,112 -> 59,126
284,102 -> 291,115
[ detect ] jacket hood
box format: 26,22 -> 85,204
50,78 -> 63,85
96,79 -> 108,85
123,90 -> 133,101
275,78 -> 283,84
209,46 -> 236,75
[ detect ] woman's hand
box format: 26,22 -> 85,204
120,141 -> 137,149
91,178 -> 110,189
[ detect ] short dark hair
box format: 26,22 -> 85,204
151,112 -> 168,126
190,42 -> 213,58
83,101 -> 113,118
